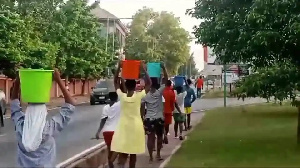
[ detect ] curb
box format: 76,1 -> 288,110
159,112 -> 205,168
3,101 -> 89,120
159,137 -> 189,168
56,142 -> 106,168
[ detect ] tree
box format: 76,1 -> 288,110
189,0 -> 300,143
46,0 -> 114,86
0,0 -> 117,95
0,9 -> 58,78
126,7 -> 191,75
234,62 -> 299,103
189,0 -> 300,67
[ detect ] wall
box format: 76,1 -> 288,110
0,77 -> 96,102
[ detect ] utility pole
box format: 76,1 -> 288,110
223,64 -> 227,107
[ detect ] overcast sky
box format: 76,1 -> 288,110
90,0 -> 205,70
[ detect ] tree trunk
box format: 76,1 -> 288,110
297,106 -> 300,144
81,79 -> 86,95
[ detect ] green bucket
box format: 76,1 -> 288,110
19,69 -> 54,103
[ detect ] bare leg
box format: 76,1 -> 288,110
174,122 -> 178,137
147,132 -> 156,162
118,153 -> 128,168
129,154 -> 136,168
184,116 -> 187,131
107,146 -> 114,168
164,124 -> 169,144
179,122 -> 184,140
187,114 -> 192,129
156,134 -> 163,160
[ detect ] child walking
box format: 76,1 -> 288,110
110,61 -> 151,168
173,86 -> 186,140
11,69 -> 76,167
184,79 -> 197,130
95,91 -> 121,168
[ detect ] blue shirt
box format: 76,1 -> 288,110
184,86 -> 196,107
11,99 -> 75,167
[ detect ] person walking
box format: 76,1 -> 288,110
142,63 -> 168,162
11,69 -> 76,167
173,86 -> 186,140
162,80 -> 175,143
110,61 -> 151,168
95,92 -> 121,168
184,79 -> 197,130
195,76 -> 204,98
0,89 -> 5,127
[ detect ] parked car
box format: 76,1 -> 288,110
90,80 -> 109,105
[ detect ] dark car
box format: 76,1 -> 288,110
90,80 -> 109,105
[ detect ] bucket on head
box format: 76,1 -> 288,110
147,62 -> 161,78
19,69 -> 54,103
174,76 -> 185,87
122,60 -> 141,79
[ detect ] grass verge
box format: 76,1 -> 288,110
167,104 -> 300,167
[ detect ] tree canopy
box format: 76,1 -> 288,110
125,7 -> 191,75
189,0 -> 300,67
190,0 -> 300,142
0,0 -> 117,79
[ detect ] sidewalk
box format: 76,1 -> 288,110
134,97 -> 264,168
135,111 -> 205,168
3,95 -> 90,119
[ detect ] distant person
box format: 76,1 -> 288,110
0,89 -> 6,127
142,63 -> 168,162
195,76 -> 204,98
95,92 -> 121,168
110,61 -> 151,168
163,80 -> 183,143
11,69 -> 76,167
0,89 -> 6,114
184,79 -> 197,130
162,80 -> 174,142
173,86 -> 186,140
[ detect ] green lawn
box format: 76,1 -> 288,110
167,104 -> 300,167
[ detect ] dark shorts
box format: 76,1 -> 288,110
144,118 -> 164,136
173,113 -> 186,123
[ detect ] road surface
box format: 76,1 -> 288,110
0,98 -> 264,167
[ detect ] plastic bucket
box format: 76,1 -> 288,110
19,69 -> 54,103
174,76 -> 185,87
122,60 -> 141,79
147,62 -> 161,77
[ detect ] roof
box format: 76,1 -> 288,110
91,7 -> 118,19
91,6 -> 128,34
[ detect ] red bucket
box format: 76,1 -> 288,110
122,60 -> 141,79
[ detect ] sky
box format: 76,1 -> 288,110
91,0 -> 204,70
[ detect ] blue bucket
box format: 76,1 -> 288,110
174,76 -> 185,87
147,62 -> 161,77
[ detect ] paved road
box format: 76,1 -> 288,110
0,97 -> 264,167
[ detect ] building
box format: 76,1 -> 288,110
91,5 -> 128,60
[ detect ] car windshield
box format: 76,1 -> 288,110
96,81 -> 108,88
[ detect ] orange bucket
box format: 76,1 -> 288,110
122,60 -> 141,79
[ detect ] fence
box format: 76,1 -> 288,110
0,77 -> 97,102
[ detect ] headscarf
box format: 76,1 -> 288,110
22,104 -> 48,152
